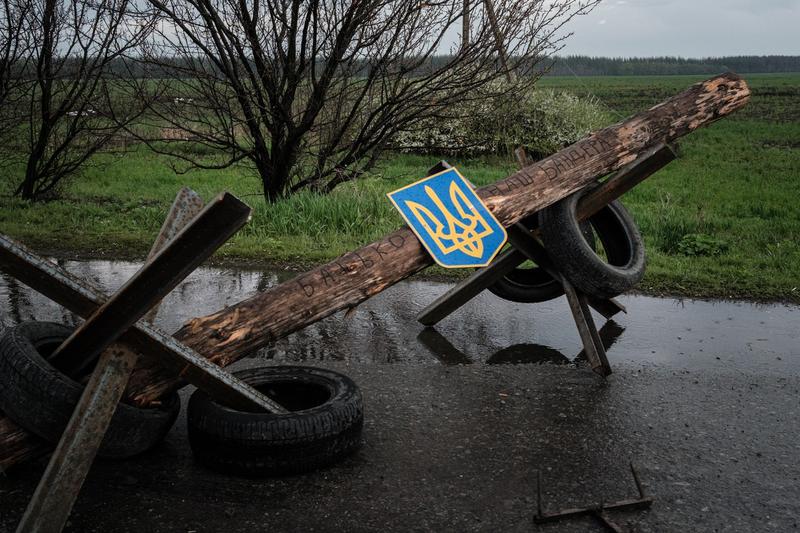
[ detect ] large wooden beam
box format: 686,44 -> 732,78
125,73 -> 749,404
0,73 -> 749,469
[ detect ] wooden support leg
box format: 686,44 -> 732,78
561,281 -> 612,376
505,225 -> 611,376
418,247 -> 524,326
575,320 -> 624,363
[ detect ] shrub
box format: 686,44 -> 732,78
391,88 -> 610,159
677,233 -> 729,257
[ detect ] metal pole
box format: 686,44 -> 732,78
143,187 -> 205,324
49,192 -> 252,377
15,347 -> 139,533
0,234 -> 289,414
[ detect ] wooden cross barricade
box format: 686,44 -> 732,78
0,73 -> 751,532
418,144 -> 677,375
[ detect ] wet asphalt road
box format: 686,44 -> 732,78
0,262 -> 798,532
2,361 -> 798,532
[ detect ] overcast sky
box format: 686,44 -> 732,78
557,0 -> 800,57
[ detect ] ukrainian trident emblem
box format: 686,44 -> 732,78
387,168 -> 507,268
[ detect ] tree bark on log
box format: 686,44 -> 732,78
0,73 -> 750,470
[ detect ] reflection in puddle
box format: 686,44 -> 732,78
0,258 -> 798,372
418,320 -> 625,366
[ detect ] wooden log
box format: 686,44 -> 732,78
126,73 -> 749,404
0,73 -> 750,469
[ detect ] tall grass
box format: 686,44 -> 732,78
0,74 -> 798,301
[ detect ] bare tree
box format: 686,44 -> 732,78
11,0 -> 153,200
136,0 -> 598,202
0,0 -> 34,155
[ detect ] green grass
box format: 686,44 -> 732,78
1,73 -> 799,301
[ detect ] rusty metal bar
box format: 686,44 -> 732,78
144,187 -> 205,323
15,189 -> 270,533
49,192 -> 252,377
15,189 -> 205,533
15,347 -> 139,533
534,463 -> 653,527
0,224 -> 288,415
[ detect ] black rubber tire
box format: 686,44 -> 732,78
0,321 -> 180,458
487,216 -> 596,303
187,366 -> 364,477
539,186 -> 646,299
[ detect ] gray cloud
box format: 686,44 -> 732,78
559,0 -> 800,57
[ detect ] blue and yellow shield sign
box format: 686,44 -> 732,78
387,168 -> 507,268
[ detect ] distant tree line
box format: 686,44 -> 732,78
546,55 -> 800,76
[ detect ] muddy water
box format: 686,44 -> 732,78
0,258 -> 797,373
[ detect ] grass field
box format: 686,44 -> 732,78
1,73 -> 798,301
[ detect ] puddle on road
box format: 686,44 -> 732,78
0,259 -> 797,373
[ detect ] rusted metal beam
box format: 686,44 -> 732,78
15,189 -> 205,533
143,187 -> 205,324
0,229 -> 288,415
15,347 -> 139,533
49,192 -> 252,377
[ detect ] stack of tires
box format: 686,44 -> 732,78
0,322 -> 364,477
0,321 -> 181,458
490,185 -> 646,303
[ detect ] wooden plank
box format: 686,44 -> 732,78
578,143 -> 676,218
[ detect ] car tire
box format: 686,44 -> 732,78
487,216 -> 596,303
187,366 -> 363,477
0,321 -> 180,459
539,186 -> 646,299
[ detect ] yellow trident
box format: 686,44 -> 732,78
404,181 -> 493,258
